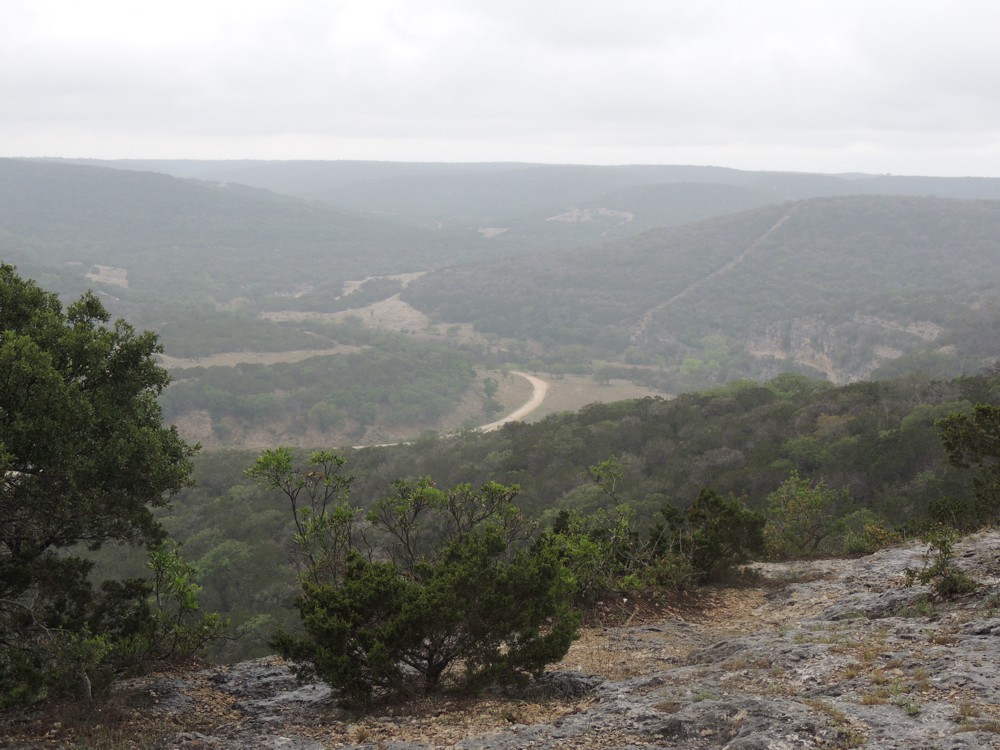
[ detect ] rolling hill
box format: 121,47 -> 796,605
0,158 -> 459,306
403,194 -> 1000,388
7,159 -> 1000,446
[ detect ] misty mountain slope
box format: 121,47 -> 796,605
297,165 -> 767,227
6,160 -> 770,310
68,158 -> 1000,214
63,160 -> 756,223
403,195 -> 1000,385
460,181 -> 784,254
59,158 -> 527,196
404,203 -> 791,346
0,158 -> 459,304
47,159 -> 1000,269
844,173 -> 1000,200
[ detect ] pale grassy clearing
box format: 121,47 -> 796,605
262,292 -> 495,350
158,345 -> 363,370
262,294 -> 433,331
342,271 -> 426,296
261,273 -> 430,330
84,265 -> 129,288
523,375 -> 668,421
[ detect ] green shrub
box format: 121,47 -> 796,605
643,552 -> 698,591
0,543 -> 226,707
540,505 -> 642,603
542,488 -> 763,599
764,473 -> 851,559
652,489 -> 765,586
938,405 -> 1000,528
249,451 -> 579,706
905,525 -> 977,600
840,510 -> 900,555
926,494 -> 996,533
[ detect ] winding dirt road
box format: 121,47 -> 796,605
353,371 -> 549,448
478,371 -> 549,432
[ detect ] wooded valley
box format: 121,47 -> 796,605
5,156 -> 1000,710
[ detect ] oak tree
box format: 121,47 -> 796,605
0,265 -> 197,703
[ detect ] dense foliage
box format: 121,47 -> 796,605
763,473 -> 853,558
160,333 -> 477,442
404,196 -> 1000,388
0,266 -> 214,705
543,486 -> 764,603
138,370 -> 1000,664
936,403 -> 1000,529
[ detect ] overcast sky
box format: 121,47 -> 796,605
3,0 -> 1000,176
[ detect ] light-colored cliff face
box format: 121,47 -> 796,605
746,314 -> 948,384
10,532 -> 1000,748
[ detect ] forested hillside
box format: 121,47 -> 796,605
7,158 -> 1000,446
0,158 -> 455,306
404,195 -> 1000,389
149,369 -> 996,659
160,330 -> 477,446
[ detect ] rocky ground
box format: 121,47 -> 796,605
5,532 -> 1000,749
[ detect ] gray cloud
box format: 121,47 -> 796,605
3,0 -> 1000,175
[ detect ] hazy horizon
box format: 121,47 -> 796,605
4,1 -> 1000,178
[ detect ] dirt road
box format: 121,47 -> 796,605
478,372 -> 549,432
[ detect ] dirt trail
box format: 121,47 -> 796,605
478,372 -> 549,432
631,207 -> 797,344
351,372 -> 549,449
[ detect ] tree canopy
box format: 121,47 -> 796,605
0,265 -> 197,703
936,403 -> 1000,528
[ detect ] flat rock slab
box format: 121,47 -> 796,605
12,532 -> 999,749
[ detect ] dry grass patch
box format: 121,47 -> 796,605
869,668 -> 892,686
561,629 -> 656,679
805,699 -> 867,748
829,630 -> 887,664
329,693 -> 588,748
653,700 -> 683,714
806,698 -> 848,723
523,374 -> 667,422
860,688 -> 892,705
840,662 -> 865,679
956,699 -> 982,720
929,630 -> 960,645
